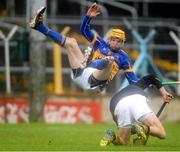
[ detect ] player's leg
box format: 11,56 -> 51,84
65,37 -> 85,68
142,113 -> 166,139
29,7 -> 85,69
100,128 -> 131,146
130,95 -> 152,145
132,123 -> 150,145
115,128 -> 131,145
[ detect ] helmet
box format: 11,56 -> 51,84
110,28 -> 126,41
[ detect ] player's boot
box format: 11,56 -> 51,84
29,6 -> 46,29
132,123 -> 149,145
100,128 -> 116,147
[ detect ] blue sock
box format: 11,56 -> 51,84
87,58 -> 109,70
35,23 -> 66,46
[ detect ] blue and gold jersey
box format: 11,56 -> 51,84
80,15 -> 138,84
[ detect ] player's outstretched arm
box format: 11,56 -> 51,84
80,3 -> 101,43
87,2 -> 101,18
136,74 -> 174,103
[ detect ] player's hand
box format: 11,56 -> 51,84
160,87 -> 174,103
162,93 -> 174,103
87,3 -> 101,18
105,56 -> 116,62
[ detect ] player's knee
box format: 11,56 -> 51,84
159,130 -> 166,139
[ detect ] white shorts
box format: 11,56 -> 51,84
114,94 -> 153,128
71,67 -> 97,90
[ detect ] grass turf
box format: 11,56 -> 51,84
0,123 -> 180,151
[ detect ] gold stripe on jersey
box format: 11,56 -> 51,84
91,34 -> 97,45
109,62 -> 119,80
124,68 -> 133,72
92,49 -> 106,60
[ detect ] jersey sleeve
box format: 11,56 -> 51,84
80,15 -> 95,42
121,56 -> 139,84
80,15 -> 106,47
124,71 -> 139,84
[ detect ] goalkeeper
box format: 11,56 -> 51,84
100,74 -> 173,146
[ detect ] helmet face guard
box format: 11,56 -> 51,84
110,28 -> 126,42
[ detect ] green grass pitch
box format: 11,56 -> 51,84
0,123 -> 180,151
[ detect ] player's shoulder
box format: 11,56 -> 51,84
119,49 -> 130,59
119,49 -> 128,55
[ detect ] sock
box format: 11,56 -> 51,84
35,23 -> 66,46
